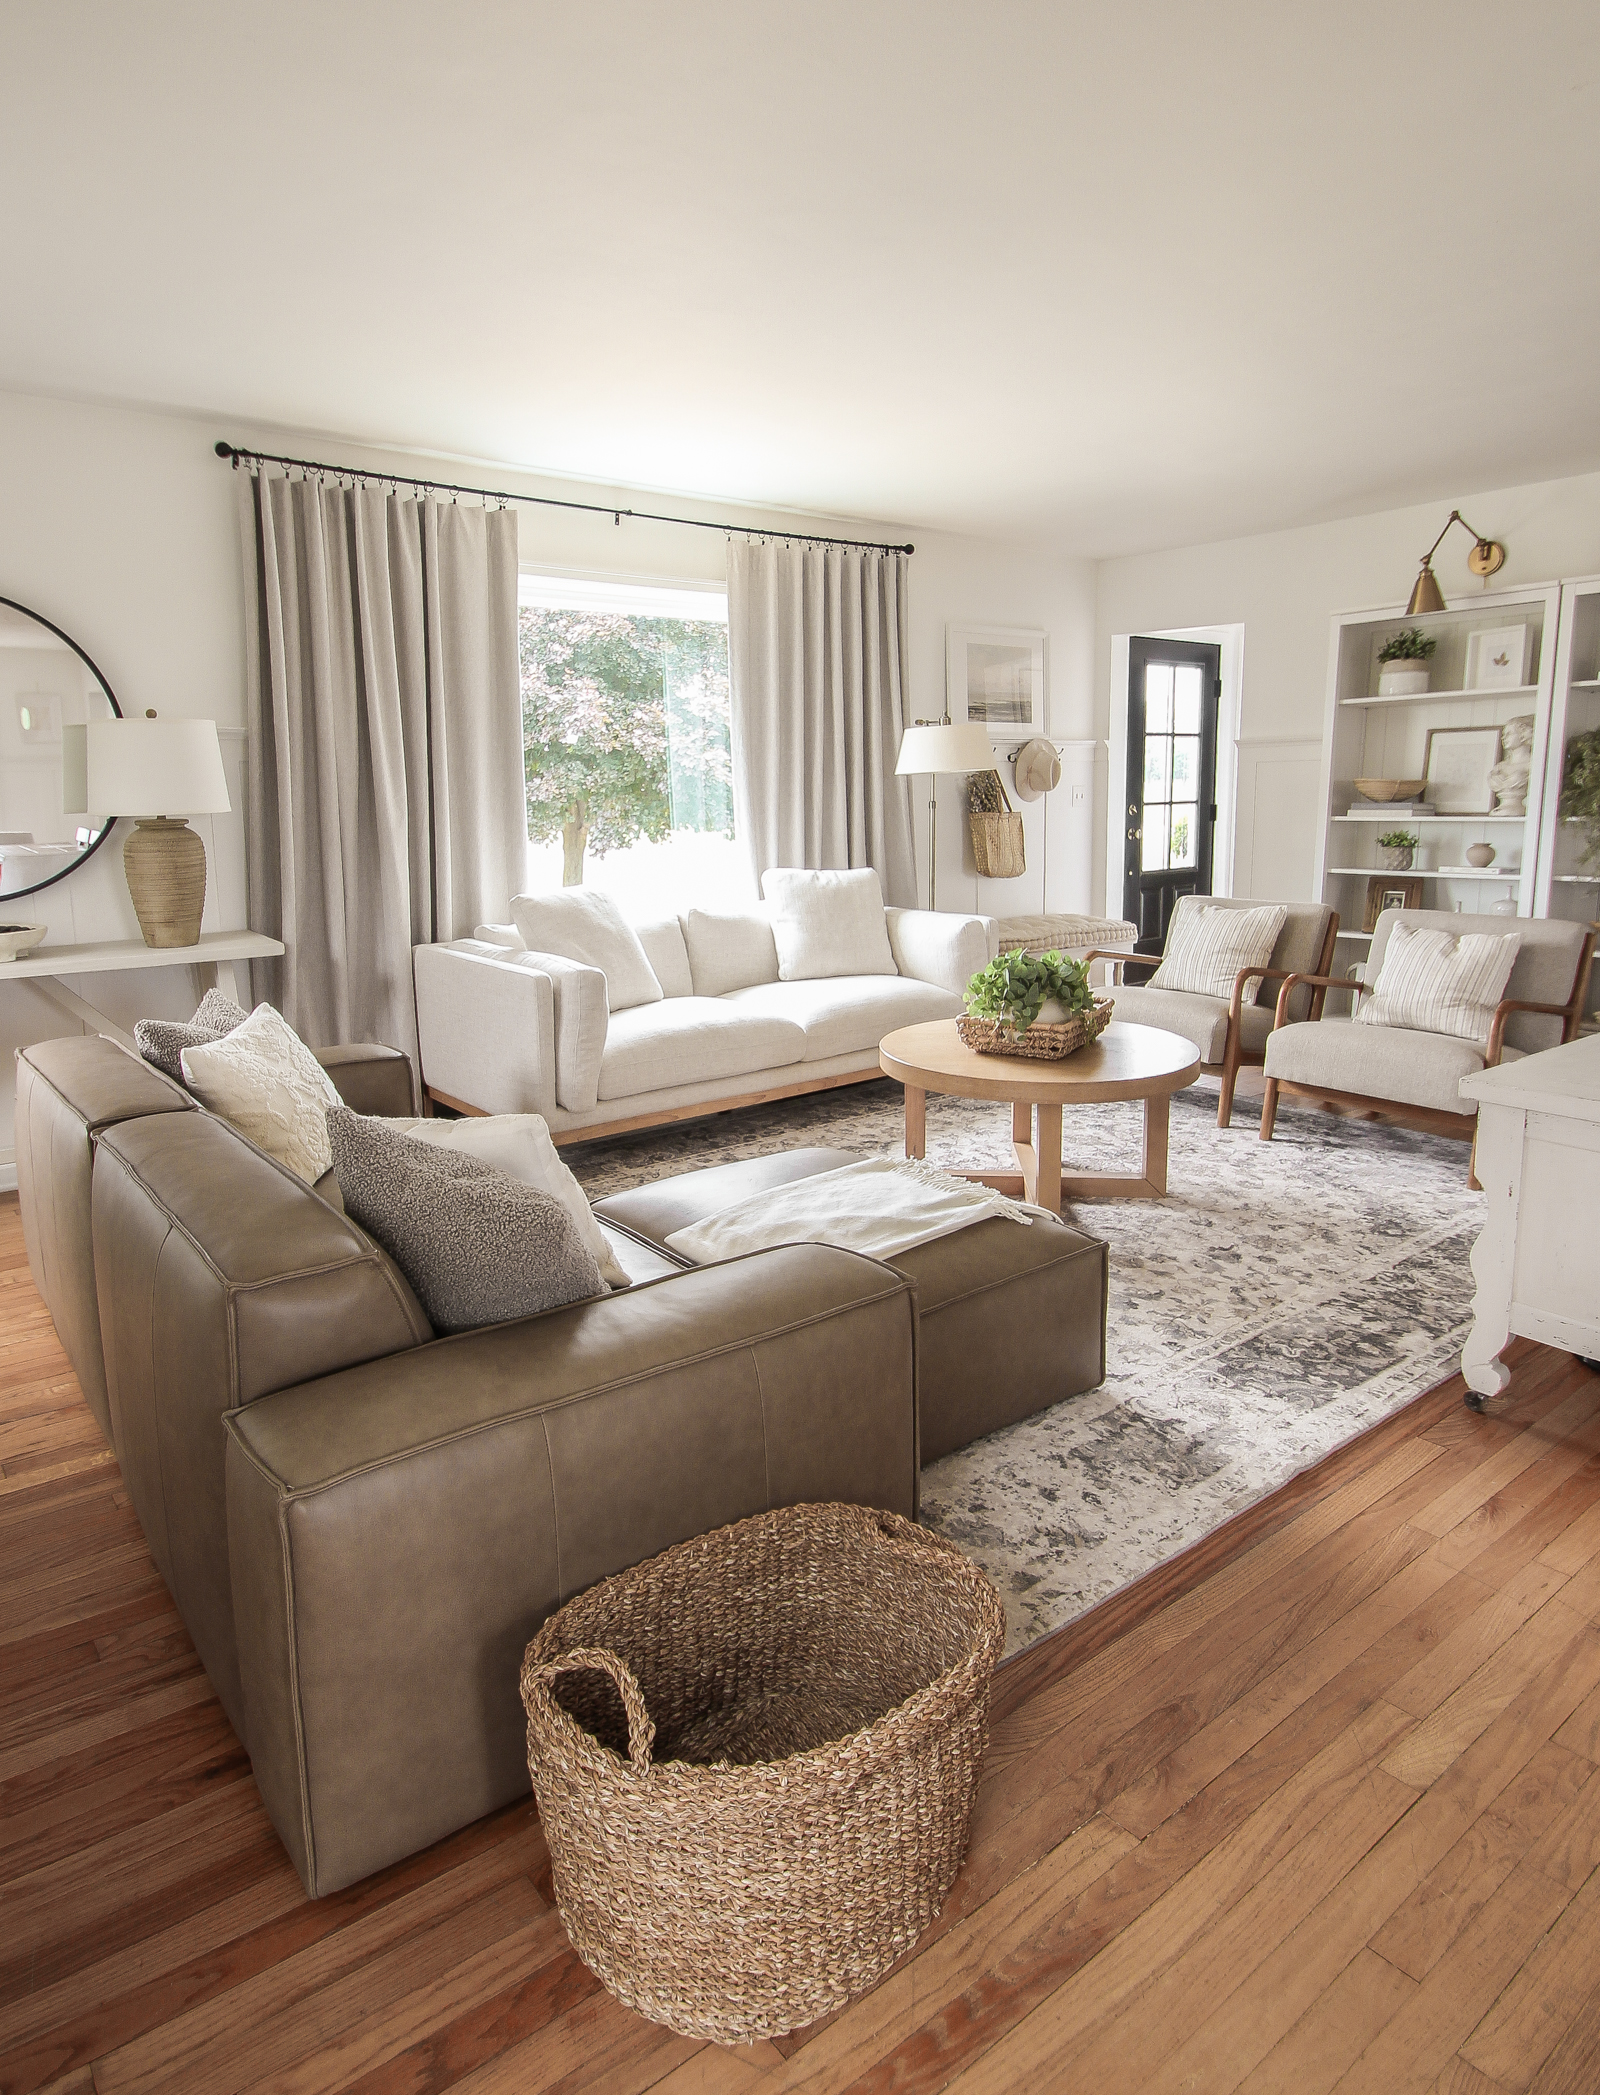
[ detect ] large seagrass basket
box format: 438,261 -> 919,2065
956,994 -> 1115,1061
519,1502 -> 1005,2043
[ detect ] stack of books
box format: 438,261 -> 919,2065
1347,795 -> 1426,815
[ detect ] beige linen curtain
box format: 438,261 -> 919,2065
238,472 -> 523,1061
726,540 -> 917,906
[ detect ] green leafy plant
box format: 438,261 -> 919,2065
1377,829 -> 1419,849
964,948 -> 1095,1033
1377,628 -> 1437,664
1561,727 -> 1600,870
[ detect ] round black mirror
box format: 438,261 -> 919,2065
0,595 -> 123,901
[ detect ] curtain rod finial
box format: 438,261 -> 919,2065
214,440 -> 236,459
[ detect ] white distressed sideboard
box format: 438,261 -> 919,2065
1460,1034 -> 1600,1406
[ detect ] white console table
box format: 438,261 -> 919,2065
0,931 -> 284,1050
1460,1034 -> 1600,1406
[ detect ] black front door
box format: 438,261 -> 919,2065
1123,637 -> 1221,952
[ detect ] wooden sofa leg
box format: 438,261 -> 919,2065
1260,1078 -> 1280,1142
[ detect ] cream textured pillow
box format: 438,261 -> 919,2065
1149,902 -> 1288,1001
682,908 -> 781,997
1356,923 -> 1520,1047
760,868 -> 897,983
509,890 -> 663,1011
179,1002 -> 342,1183
389,1112 -> 629,1288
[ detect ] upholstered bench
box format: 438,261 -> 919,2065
595,1147 -> 1108,1462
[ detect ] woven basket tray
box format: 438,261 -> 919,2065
956,995 -> 1114,1061
520,1502 -> 1005,2044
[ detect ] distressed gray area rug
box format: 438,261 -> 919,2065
567,1080 -> 1484,1654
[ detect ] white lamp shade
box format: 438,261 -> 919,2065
84,717 -> 232,819
895,721 -> 996,776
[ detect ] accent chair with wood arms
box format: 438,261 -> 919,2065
1082,896 -> 1340,1128
1257,907 -> 1596,1181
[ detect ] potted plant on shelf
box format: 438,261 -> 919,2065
1376,628 -> 1437,697
1378,828 -> 1419,871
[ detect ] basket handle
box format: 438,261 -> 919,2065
524,1646 -> 656,1773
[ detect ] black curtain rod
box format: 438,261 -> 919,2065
214,441 -> 914,556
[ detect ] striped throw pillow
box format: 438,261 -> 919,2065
1149,903 -> 1288,1001
1355,924 -> 1520,1047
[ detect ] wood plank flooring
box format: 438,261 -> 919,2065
4,1188 -> 1600,2093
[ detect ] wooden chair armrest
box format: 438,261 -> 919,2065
1079,946 -> 1157,985
1227,964 -> 1297,1020
1484,996 -> 1583,1067
1271,971 -> 1368,1028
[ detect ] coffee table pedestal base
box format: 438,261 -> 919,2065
900,1087 -> 1172,1211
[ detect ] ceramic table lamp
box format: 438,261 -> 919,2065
83,714 -> 231,948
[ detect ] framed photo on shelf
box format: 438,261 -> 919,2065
1423,724 -> 1502,815
1464,623 -> 1531,690
946,623 -> 1045,729
1364,876 -> 1425,934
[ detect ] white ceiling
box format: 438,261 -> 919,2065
5,2 -> 1598,555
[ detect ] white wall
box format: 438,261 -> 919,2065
1093,469 -> 1600,913
0,385 -> 1096,1180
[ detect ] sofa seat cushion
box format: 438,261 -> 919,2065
597,998 -> 807,1101
1264,1015 -> 1489,1117
1100,982 -> 1236,1063
721,975 -> 961,1061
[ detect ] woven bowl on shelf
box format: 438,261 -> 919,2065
956,995 -> 1114,1061
1353,777 -> 1426,802
520,1502 -> 1005,2044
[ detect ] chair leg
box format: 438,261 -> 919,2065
1260,1078 -> 1280,1141
1217,1033 -> 1240,1129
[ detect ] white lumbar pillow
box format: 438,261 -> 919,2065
760,867 -> 897,983
391,1112 -> 629,1288
1149,901 -> 1288,1001
509,890 -> 663,1011
180,1002 -> 342,1184
1356,923 -> 1521,1047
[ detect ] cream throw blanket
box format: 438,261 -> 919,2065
663,1157 -> 1038,1266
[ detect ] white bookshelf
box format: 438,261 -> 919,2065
1313,582 -> 1563,946
1533,576 -> 1600,1019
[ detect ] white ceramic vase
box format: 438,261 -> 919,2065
1377,665 -> 1431,696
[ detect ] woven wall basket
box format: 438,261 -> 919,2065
956,994 -> 1115,1061
520,1502 -> 1005,2043
969,808 -> 1026,878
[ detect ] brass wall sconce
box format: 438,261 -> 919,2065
1407,509 -> 1506,615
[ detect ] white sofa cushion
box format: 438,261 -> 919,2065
760,867 -> 897,982
1264,1015 -> 1498,1117
472,922 -> 524,949
722,976 -> 962,1061
510,890 -> 663,1011
1150,900 -> 1287,1000
1356,922 -> 1520,1049
633,915 -> 695,999
683,908 -> 780,997
598,998 -> 807,1101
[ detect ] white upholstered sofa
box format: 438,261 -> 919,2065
413,883 -> 999,1142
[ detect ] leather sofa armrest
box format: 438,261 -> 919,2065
885,907 -> 995,993
314,1042 -> 417,1117
224,1244 -> 918,1896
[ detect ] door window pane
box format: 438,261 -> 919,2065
1173,664 -> 1202,734
1142,804 -> 1169,872
1169,804 -> 1197,868
1172,736 -> 1198,793
1144,663 -> 1173,734
1144,737 -> 1172,799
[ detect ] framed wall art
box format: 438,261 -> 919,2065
1363,876 -> 1425,933
946,623 -> 1046,730
1424,724 -> 1502,815
1463,623 -> 1531,691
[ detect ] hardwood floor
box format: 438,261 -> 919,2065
4,1188 -> 1600,2095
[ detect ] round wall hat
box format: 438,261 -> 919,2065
1012,738 -> 1061,802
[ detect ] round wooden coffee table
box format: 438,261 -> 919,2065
878,1019 -> 1201,1212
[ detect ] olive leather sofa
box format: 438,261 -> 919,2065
13,1033 -> 920,1898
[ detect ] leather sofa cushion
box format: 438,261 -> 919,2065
1264,1015 -> 1494,1116
598,998 -> 806,1101
720,975 -> 962,1061
596,1146 -> 1108,1462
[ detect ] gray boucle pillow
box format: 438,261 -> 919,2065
133,987 -> 253,1085
326,1106 -> 605,1333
